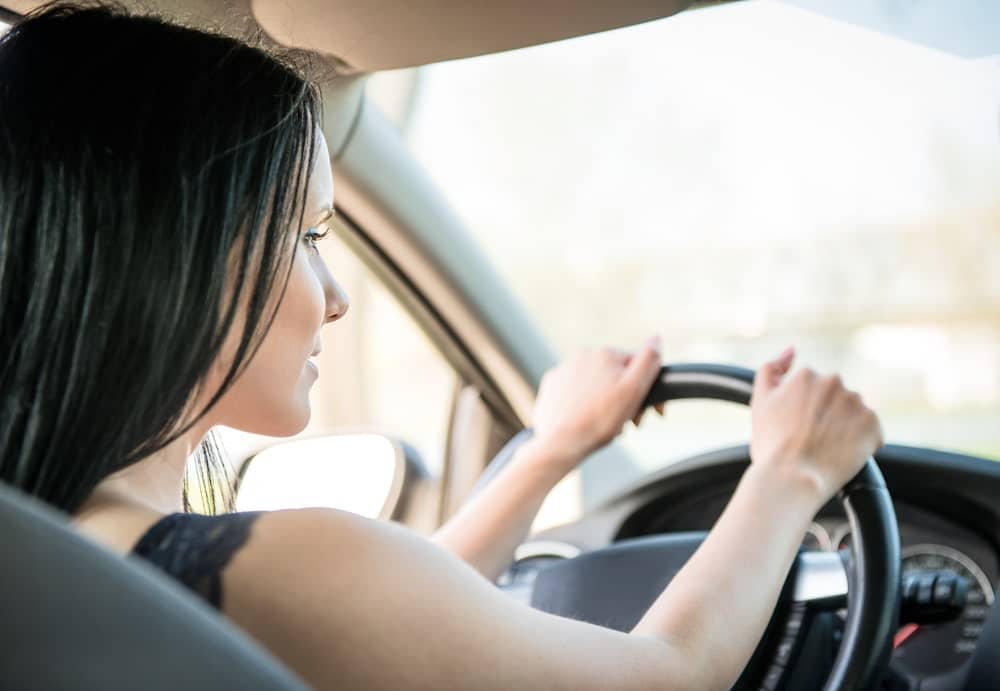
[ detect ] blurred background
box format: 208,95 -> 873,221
355,0 -> 1000,506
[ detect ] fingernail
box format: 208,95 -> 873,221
647,334 -> 662,351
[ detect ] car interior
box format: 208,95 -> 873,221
2,1 -> 1000,690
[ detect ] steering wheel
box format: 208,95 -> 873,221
498,363 -> 901,691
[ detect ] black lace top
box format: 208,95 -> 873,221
131,511 -> 262,610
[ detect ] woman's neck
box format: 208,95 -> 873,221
78,432 -> 199,518
70,431 -> 202,554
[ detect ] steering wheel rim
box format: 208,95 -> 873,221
644,363 -> 900,690
513,363 -> 900,691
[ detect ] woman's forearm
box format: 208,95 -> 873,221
432,452 -> 824,689
430,437 -> 571,581
632,464 -> 822,690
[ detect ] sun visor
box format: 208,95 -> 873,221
4,0 -> 717,73
250,0 -> 699,73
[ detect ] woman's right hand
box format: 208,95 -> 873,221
749,347 -> 884,506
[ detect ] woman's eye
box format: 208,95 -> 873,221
303,223 -> 331,252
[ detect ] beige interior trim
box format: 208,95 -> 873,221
332,98 -> 555,425
440,386 -> 495,521
8,0 -> 703,74
251,0 -> 697,72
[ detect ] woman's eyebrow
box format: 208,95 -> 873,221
309,207 -> 335,227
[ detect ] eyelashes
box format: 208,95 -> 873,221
303,222 -> 331,252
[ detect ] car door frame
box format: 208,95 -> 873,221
328,84 -> 563,523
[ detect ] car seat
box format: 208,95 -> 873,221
0,482 -> 309,690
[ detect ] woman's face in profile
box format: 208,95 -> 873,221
205,130 -> 349,436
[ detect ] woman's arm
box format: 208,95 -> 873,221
432,336 -> 665,580
630,356 -> 885,686
629,463 -> 820,688
220,350 -> 882,691
429,435 -> 571,581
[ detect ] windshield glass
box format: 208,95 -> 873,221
384,1 -> 1000,504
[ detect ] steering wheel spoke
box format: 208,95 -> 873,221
793,551 -> 849,610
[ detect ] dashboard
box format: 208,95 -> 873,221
507,443 -> 1000,690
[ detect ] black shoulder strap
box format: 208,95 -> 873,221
132,511 -> 262,609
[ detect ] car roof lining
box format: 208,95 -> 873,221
3,0 -> 709,73
248,0 -> 702,73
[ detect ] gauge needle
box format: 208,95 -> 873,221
893,623 -> 921,649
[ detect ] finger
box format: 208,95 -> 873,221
655,402 -> 666,416
622,336 -> 661,384
621,334 -> 663,418
873,413 -> 885,450
608,348 -> 631,365
621,334 -> 662,391
753,346 -> 795,399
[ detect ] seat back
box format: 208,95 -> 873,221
0,482 -> 309,690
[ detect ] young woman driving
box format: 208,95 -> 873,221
0,5 -> 883,690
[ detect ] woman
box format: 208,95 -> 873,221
0,4 -> 883,690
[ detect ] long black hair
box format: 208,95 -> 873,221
0,3 -> 321,513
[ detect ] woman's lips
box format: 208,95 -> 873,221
305,347 -> 321,377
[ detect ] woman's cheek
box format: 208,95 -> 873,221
279,251 -> 325,371
210,253 -> 322,435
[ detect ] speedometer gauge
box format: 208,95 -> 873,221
892,544 -> 994,678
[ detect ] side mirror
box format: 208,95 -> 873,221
235,433 -> 434,524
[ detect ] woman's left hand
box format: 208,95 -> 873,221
433,336 -> 665,580
529,335 -> 666,475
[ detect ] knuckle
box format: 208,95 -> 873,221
793,368 -> 815,385
865,407 -> 880,426
860,408 -> 880,434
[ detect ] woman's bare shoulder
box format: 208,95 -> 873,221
238,506 -> 413,561
218,508 -> 490,688
225,507 -> 443,602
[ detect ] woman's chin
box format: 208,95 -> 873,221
278,403 -> 312,437
233,401 -> 312,438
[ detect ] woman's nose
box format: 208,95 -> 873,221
325,275 -> 349,324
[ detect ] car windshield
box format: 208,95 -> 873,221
374,0 -> 1000,503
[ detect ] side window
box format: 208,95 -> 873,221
220,230 -> 458,517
